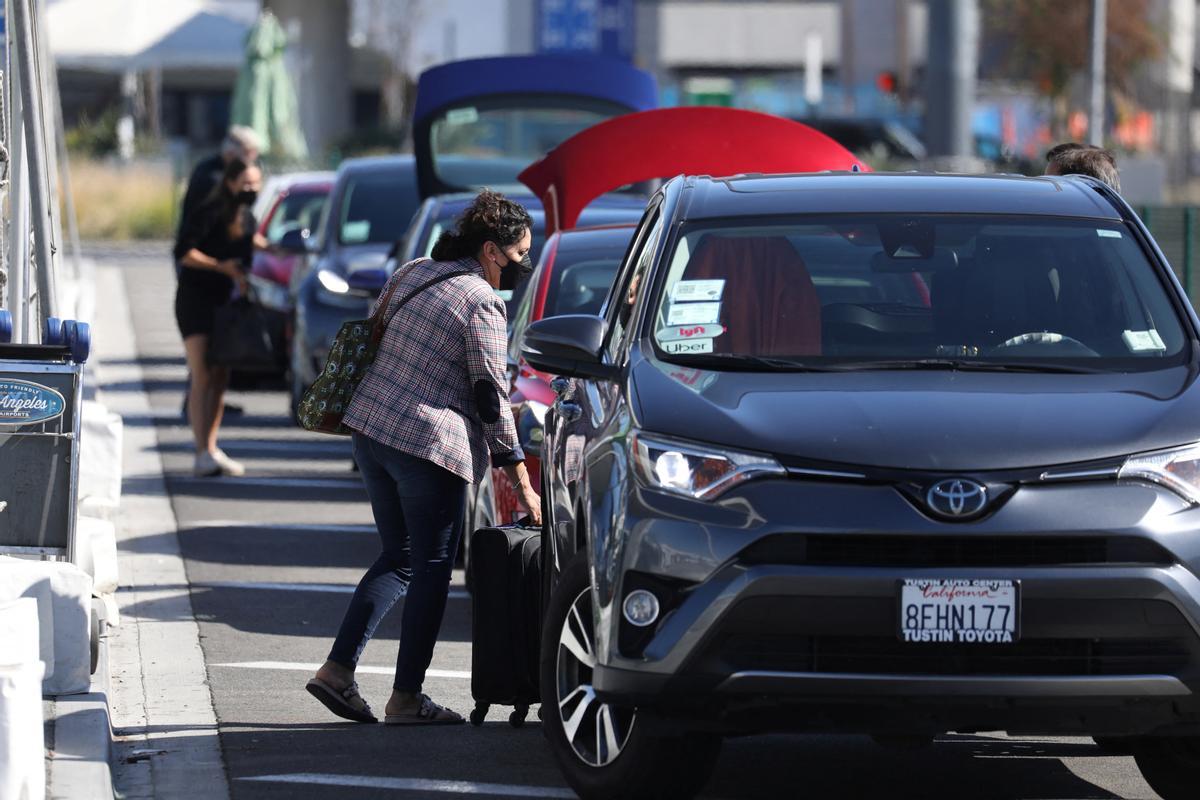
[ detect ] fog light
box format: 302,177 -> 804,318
622,589 -> 660,627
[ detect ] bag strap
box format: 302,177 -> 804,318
371,267 -> 476,344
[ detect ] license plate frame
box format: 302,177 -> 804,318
897,578 -> 1021,644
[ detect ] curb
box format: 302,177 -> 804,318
45,599 -> 115,799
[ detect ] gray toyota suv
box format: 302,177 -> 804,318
523,172 -> 1200,800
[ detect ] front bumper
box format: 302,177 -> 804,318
591,478 -> 1200,736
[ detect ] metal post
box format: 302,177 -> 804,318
35,0 -> 78,280
924,0 -> 978,158
10,0 -> 55,326
1088,0 -> 1106,145
7,31 -> 30,343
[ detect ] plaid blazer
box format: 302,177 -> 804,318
343,257 -> 523,484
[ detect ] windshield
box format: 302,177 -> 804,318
265,189 -> 327,244
338,172 -> 418,246
431,101 -> 618,191
650,215 -> 1189,372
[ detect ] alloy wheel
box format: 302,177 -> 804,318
555,587 -> 635,767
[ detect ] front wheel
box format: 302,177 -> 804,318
1133,737 -> 1200,800
539,554 -> 720,800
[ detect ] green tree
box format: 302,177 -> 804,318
983,0 -> 1161,136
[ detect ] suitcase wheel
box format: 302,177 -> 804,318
470,703 -> 488,726
509,706 -> 528,728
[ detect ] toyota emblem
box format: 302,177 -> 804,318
926,478 -> 988,519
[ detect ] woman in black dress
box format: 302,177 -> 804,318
173,157 -> 265,477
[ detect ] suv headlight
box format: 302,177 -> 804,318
1120,443 -> 1200,504
631,431 -> 785,500
317,268 -> 350,295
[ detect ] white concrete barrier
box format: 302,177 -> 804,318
74,516 -> 119,597
0,598 -> 46,800
0,558 -> 92,695
79,400 -> 123,509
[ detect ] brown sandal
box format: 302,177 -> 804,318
306,677 -> 377,723
383,694 -> 465,725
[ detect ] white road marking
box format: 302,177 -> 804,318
240,774 -> 573,798
169,476 -> 365,490
194,580 -> 470,599
214,661 -> 470,680
209,440 -> 352,454
187,519 -> 375,534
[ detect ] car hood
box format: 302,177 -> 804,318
630,355 -> 1200,471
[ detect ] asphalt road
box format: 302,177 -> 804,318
104,247 -> 1163,800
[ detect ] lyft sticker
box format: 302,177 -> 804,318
667,302 -> 721,326
657,324 -> 725,342
671,279 -> 725,302
0,379 -> 66,426
661,338 -> 714,355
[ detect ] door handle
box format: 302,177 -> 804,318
550,376 -> 573,398
559,401 -> 582,422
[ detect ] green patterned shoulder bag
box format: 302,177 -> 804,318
297,262 -> 472,435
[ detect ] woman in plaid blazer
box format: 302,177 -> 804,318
307,190 -> 542,725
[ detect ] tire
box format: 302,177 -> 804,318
1133,737 -> 1200,800
540,554 -> 721,800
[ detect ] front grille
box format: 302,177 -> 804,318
707,634 -> 1192,677
740,534 -> 1174,568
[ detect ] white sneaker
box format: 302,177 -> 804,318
211,448 -> 246,477
194,451 -> 222,477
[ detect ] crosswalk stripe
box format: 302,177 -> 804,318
194,580 -> 470,600
213,661 -> 471,680
169,476 -> 365,490
240,774 -> 572,797
187,520 -> 375,534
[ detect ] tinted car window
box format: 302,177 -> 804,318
652,216 -> 1188,371
338,171 -> 419,245
541,234 -> 635,319
265,190 -> 327,243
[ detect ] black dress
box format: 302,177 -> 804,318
173,198 -> 255,339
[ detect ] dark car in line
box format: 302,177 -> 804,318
522,172 -> 1200,800
287,155 -> 420,413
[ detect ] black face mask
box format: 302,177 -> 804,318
237,189 -> 258,206
495,246 -> 533,281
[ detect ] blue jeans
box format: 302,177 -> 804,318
328,433 -> 467,693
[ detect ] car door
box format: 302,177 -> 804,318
545,199 -> 665,578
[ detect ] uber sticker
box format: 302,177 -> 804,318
662,338 -> 714,355
1123,329 -> 1166,352
667,302 -> 721,326
657,324 -> 725,342
672,279 -> 725,302
1097,229 -> 1123,239
445,107 -> 479,125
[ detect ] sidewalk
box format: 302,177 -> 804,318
41,258 -> 229,799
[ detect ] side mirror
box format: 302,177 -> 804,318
520,315 -> 616,381
278,228 -> 310,254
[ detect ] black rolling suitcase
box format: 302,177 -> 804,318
467,522 -> 543,727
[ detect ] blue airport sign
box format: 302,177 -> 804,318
536,0 -> 634,61
0,378 -> 66,427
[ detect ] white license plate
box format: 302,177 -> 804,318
898,579 -> 1019,644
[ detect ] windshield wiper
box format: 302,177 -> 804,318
664,355 -> 1102,374
822,359 -> 1102,374
665,353 -> 843,372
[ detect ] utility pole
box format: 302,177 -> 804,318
924,0 -> 978,160
1088,0 -> 1106,146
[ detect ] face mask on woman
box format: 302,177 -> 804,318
492,243 -> 533,281
237,189 -> 258,206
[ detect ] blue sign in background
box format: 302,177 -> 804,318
536,0 -> 635,62
0,378 -> 66,426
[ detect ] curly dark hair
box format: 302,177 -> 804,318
431,188 -> 533,262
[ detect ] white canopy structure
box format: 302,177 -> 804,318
45,0 -> 258,72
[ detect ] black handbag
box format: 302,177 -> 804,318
207,288 -> 276,371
